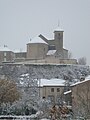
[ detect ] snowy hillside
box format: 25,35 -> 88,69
0,64 -> 90,82
0,64 -> 90,118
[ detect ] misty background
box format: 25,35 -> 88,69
0,0 -> 90,64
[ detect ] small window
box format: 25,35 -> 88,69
4,58 -> 6,62
42,96 -> 45,99
4,52 -> 7,56
58,33 -> 60,36
57,88 -> 60,92
58,33 -> 60,39
44,48 -> 45,51
51,88 -> 54,92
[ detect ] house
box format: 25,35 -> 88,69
71,77 -> 90,117
0,46 -> 14,63
39,78 -> 66,105
64,75 -> 90,117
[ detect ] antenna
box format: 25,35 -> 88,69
58,19 -> 60,27
4,45 -> 7,47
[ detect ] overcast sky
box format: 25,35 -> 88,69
0,0 -> 90,64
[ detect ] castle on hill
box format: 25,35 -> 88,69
0,28 -> 77,64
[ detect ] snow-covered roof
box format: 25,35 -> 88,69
85,75 -> 90,80
0,46 -> 12,51
54,27 -> 64,32
47,50 -> 56,55
14,49 -> 26,53
71,75 -> 90,87
39,78 -> 65,87
29,36 -> 48,45
64,90 -> 71,95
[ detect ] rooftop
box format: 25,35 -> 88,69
0,46 -> 12,51
64,90 -> 72,95
28,36 -> 48,45
71,75 -> 90,87
47,50 -> 56,55
39,78 -> 65,87
54,27 -> 64,32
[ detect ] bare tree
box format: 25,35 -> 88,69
68,51 -> 72,59
78,57 -> 86,65
0,79 -> 20,104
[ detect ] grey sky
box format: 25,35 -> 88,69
0,0 -> 90,64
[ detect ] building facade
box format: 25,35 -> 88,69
39,79 -> 66,104
0,28 -> 77,64
71,79 -> 90,117
0,46 -> 14,63
27,28 -> 68,60
27,36 -> 48,60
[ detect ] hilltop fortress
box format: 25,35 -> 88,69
0,28 -> 77,64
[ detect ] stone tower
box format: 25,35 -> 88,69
54,28 -> 64,58
27,36 -> 48,60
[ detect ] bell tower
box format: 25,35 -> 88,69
54,27 -> 64,58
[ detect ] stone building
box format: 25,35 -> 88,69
25,28 -> 77,64
27,28 -> 68,60
71,78 -> 90,117
14,51 -> 27,62
39,28 -> 68,59
39,78 -> 66,104
27,36 -> 48,60
64,76 -> 90,118
0,46 -> 14,63
0,28 -> 77,64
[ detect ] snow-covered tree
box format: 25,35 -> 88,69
0,64 -> 90,116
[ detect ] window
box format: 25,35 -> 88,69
4,52 -> 7,57
4,58 -> 6,62
57,88 -> 60,92
58,33 -> 61,39
44,48 -> 45,51
42,96 -> 45,99
51,88 -> 54,92
58,33 -> 60,36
